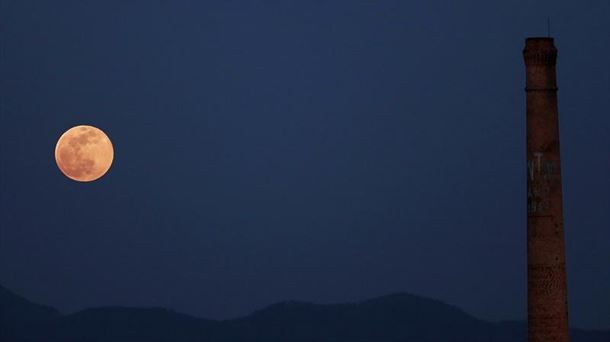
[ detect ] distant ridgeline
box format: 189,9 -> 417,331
1,284 -> 608,342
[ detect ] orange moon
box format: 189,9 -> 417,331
55,125 -> 114,182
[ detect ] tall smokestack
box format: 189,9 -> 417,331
524,37 -> 570,342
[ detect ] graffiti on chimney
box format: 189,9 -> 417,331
527,152 -> 561,214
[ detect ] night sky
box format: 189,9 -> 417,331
1,0 -> 608,331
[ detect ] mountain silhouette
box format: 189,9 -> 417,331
1,284 -> 608,342
0,284 -> 61,341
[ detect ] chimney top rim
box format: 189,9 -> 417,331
526,37 -> 554,41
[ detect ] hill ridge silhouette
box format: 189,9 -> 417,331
1,284 -> 608,342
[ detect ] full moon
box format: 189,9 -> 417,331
55,125 -> 114,182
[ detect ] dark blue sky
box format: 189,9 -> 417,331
1,0 -> 608,330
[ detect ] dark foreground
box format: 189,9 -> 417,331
1,285 -> 608,342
